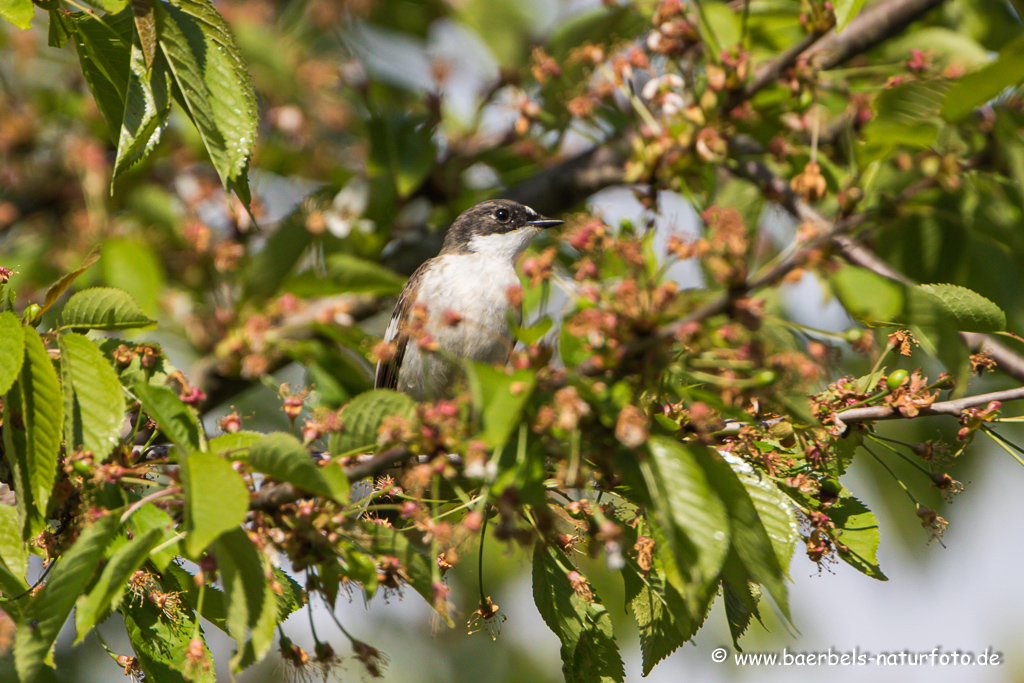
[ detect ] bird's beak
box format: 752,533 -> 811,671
527,216 -> 564,229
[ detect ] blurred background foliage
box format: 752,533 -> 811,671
3,0 -> 1024,681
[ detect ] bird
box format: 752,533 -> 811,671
375,199 -> 563,400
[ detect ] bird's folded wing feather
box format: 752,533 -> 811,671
374,265 -> 425,390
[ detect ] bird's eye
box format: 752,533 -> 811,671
494,208 -> 511,222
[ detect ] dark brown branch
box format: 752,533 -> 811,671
343,446 -> 413,481
249,446 -> 412,512
804,0 -> 947,71
962,334 -> 1024,383
250,482 -> 302,513
837,386 -> 1024,423
502,142 -> 628,216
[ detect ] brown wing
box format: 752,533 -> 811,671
374,325 -> 407,389
374,264 -> 425,390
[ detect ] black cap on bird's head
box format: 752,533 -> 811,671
441,199 -> 563,255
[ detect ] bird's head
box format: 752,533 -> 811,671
440,199 -> 563,259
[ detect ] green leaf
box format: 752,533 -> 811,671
70,9 -> 135,144
209,430 -> 263,459
59,333 -> 126,460
124,599 -> 215,683
74,527 -> 162,641
831,266 -> 903,325
47,7 -> 73,48
942,33 -> 1024,121
284,337 -> 375,407
62,287 -> 156,330
134,382 -> 204,452
881,27 -> 991,70
720,548 -> 763,651
165,555 -> 301,655
917,283 -> 1006,332
4,328 -> 63,541
628,571 -> 693,674
911,321 -> 970,394
179,449 -> 249,557
453,0 -> 531,67
875,79 -> 949,126
643,438 -> 730,608
1,0 -> 34,29
100,238 -> 167,317
366,113 -> 436,198
271,566 -> 306,620
699,450 -> 791,621
532,542 -> 624,683
165,561 -> 229,631
0,554 -> 28,602
859,81 -> 947,164
722,581 -> 759,650
513,316 -> 553,345
248,432 -> 349,503
828,494 -> 887,580
0,310 -> 25,394
0,504 -> 29,594
466,363 -> 536,451
833,0 -> 867,31
14,513 -> 120,683
156,0 -> 257,203
125,500 -> 180,571
733,465 -> 798,579
1,281 -> 14,312
212,527 -> 277,671
39,246 -> 102,317
832,268 -> 993,381
360,521 -> 454,626
331,389 -> 415,456
284,253 -> 406,297
2,387 -> 32,540
113,32 -> 173,183
621,520 -> 707,674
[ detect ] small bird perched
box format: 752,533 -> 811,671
375,199 -> 563,400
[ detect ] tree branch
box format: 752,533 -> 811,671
503,141 -> 628,216
343,446 -> 413,481
249,446 -> 413,512
837,386 -> 1024,423
803,0 -> 947,71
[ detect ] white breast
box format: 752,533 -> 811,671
397,250 -> 524,399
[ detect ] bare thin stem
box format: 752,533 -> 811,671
838,386 -> 1024,423
120,486 -> 182,524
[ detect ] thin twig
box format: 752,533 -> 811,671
837,386 -> 1024,423
248,446 -> 413,512
120,486 -> 181,524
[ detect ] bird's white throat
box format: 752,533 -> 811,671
466,226 -> 542,260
